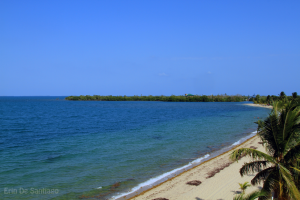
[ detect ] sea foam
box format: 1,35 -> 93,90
111,154 -> 210,200
112,131 -> 258,200
231,131 -> 257,146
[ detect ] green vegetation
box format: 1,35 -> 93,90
239,182 -> 251,194
234,181 -> 268,199
252,91 -> 299,104
230,99 -> 300,200
65,94 -> 247,102
293,92 -> 298,99
233,190 -> 268,200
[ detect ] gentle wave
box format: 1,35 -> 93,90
231,131 -> 257,146
112,131 -> 257,200
1,98 -> 270,200
111,154 -> 210,200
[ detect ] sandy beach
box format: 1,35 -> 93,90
125,135 -> 265,200
244,103 -> 273,109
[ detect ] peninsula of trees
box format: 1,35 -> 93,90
65,94 -> 246,102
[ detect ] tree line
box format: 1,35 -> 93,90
252,91 -> 299,104
65,94 -> 247,102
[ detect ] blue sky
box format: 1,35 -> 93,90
1,0 -> 299,96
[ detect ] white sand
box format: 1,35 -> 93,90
244,103 -> 273,109
128,136 -> 265,200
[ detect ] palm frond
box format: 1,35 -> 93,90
271,101 -> 280,113
254,120 -> 265,133
239,161 -> 269,177
284,142 -> 300,163
233,190 -> 269,200
251,167 -> 274,185
259,171 -> 278,200
244,190 -> 269,200
260,113 -> 281,156
278,164 -> 300,200
230,148 -> 275,163
290,166 -> 300,173
233,194 -> 244,200
281,105 -> 300,153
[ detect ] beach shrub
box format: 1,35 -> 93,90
239,182 -> 251,194
233,190 -> 268,200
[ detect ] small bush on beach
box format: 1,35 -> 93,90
233,190 -> 268,200
238,182 -> 251,194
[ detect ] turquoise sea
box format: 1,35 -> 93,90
0,97 -> 271,200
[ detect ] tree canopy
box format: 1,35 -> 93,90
65,94 -> 246,102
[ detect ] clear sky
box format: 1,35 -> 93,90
1,0 -> 299,96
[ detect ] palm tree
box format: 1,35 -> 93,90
233,190 -> 268,200
239,182 -> 251,194
266,95 -> 271,105
292,92 -> 298,99
254,119 -> 264,133
230,100 -> 300,200
279,91 -> 286,101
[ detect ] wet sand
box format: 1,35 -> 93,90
125,135 -> 265,200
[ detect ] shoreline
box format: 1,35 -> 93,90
111,132 -> 263,200
244,103 -> 273,109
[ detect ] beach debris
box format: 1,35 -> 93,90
152,198 -> 169,200
186,180 -> 202,186
206,161 -> 234,179
249,146 -> 257,149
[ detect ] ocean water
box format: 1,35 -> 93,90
0,97 -> 271,200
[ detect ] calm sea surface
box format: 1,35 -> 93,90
0,97 -> 270,199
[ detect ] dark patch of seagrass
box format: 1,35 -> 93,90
206,161 -> 234,179
111,182 -> 121,189
186,180 -> 202,186
250,146 -> 257,149
152,198 -> 169,200
79,181 -> 122,199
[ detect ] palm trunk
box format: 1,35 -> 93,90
274,188 -> 279,200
